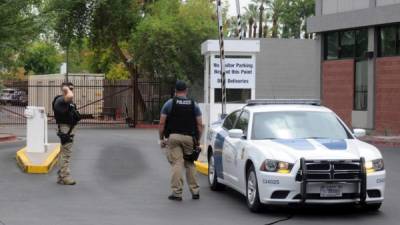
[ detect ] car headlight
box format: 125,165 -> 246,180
365,159 -> 384,174
260,159 -> 294,174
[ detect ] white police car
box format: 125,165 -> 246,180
207,100 -> 385,212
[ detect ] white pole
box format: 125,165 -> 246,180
235,0 -> 242,40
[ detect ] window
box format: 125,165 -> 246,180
234,111 -> 250,136
214,88 -> 251,103
324,29 -> 368,60
354,60 -> 368,111
379,25 -> 400,57
325,32 -> 339,60
222,110 -> 240,130
251,111 -> 351,140
340,31 -> 355,58
355,29 -> 368,58
324,29 -> 370,111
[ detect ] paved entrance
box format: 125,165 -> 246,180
0,129 -> 399,225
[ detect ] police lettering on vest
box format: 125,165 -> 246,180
165,97 -> 197,138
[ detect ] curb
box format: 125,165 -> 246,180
194,161 -> 208,175
0,134 -> 16,143
135,124 -> 159,129
16,144 -> 61,174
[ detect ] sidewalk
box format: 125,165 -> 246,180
361,135 -> 400,148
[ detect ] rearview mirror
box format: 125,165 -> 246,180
353,128 -> 366,138
228,129 -> 244,139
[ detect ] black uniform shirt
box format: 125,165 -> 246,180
53,96 -> 72,124
54,96 -> 69,114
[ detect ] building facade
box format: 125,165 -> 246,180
308,0 -> 400,134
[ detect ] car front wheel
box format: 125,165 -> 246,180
246,165 -> 262,212
208,152 -> 224,191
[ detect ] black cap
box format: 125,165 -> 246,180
61,82 -> 74,87
175,80 -> 187,91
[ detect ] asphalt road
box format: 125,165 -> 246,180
0,129 -> 399,225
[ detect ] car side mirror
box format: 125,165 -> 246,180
353,128 -> 366,138
228,129 -> 244,139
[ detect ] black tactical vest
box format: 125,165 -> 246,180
165,97 -> 197,137
52,95 -> 81,125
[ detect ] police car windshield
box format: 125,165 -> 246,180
252,111 -> 351,140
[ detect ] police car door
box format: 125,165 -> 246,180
221,110 -> 241,186
223,110 -> 249,189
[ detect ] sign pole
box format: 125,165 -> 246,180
235,0 -> 242,40
216,0 -> 226,117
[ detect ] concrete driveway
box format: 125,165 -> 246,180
0,128 -> 399,225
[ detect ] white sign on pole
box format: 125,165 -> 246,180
60,62 -> 67,75
210,55 -> 255,89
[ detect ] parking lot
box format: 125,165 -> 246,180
0,128 -> 399,225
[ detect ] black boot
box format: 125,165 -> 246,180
168,195 -> 182,201
192,194 -> 200,200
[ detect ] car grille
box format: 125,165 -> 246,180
293,193 -> 359,200
297,160 -> 362,182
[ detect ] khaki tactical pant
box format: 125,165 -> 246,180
167,134 -> 200,197
58,124 -> 76,178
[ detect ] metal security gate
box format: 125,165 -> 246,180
0,75 -> 168,128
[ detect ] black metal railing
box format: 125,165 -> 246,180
0,77 -> 170,128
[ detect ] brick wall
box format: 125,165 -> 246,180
376,57 -> 400,134
322,60 -> 355,127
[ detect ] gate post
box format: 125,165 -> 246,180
132,67 -> 138,128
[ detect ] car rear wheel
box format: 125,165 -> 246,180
246,165 -> 262,212
208,152 -> 224,191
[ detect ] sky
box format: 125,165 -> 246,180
227,0 -> 252,17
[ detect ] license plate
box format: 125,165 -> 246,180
320,184 -> 343,198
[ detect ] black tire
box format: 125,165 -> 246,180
208,152 -> 225,191
246,165 -> 262,213
361,203 -> 382,212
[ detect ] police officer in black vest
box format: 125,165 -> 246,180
52,82 -> 81,185
159,80 -> 203,201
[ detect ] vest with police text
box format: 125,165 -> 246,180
166,97 -> 197,137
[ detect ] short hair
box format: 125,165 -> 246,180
61,82 -> 74,87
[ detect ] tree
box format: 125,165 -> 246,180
227,16 -> 243,38
48,0 -> 142,79
266,0 -> 285,38
244,4 -> 258,38
252,0 -> 269,38
281,0 -> 301,38
106,63 -> 130,80
278,0 -> 315,39
0,0 -> 43,75
300,0 -> 315,39
132,0 -> 217,83
20,41 -> 62,75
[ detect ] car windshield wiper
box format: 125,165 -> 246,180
262,137 -> 278,140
